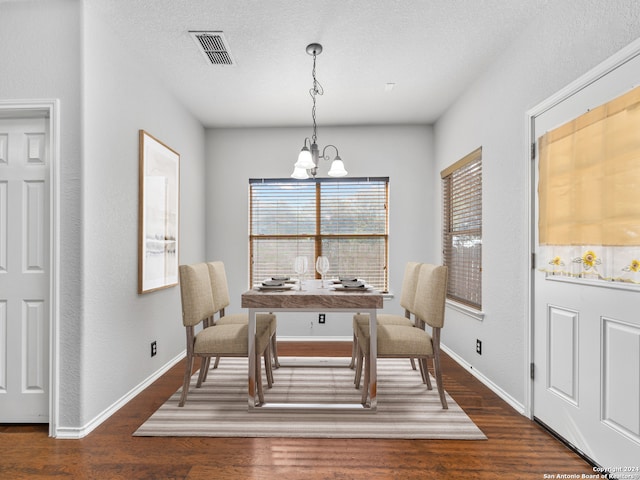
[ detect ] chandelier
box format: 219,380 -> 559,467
291,43 -> 347,179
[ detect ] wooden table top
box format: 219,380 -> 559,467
241,279 -> 383,310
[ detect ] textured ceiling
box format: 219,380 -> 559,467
87,0 -> 551,128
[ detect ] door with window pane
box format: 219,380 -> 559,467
531,64 -> 640,469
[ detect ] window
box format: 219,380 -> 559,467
538,85 -> 640,247
441,148 -> 482,309
537,84 -> 640,285
249,177 -> 389,291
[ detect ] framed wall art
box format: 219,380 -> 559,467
138,130 -> 180,294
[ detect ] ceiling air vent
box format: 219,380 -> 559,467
189,31 -> 236,66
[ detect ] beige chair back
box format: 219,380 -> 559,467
399,261 -> 422,312
207,261 -> 231,312
179,263 -> 216,327
412,264 -> 448,329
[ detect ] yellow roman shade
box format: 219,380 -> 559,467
538,85 -> 640,246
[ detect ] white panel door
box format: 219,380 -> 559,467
532,53 -> 640,467
0,117 -> 49,422
533,277 -> 640,466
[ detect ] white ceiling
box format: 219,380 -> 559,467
87,0 -> 551,128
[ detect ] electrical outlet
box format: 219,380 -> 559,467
318,313 -> 326,324
151,341 -> 157,357
476,339 -> 482,355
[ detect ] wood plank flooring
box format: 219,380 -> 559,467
1,342 -> 594,479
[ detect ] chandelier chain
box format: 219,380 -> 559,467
309,51 -> 324,145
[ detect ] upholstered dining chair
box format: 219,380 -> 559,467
350,262 -> 422,371
206,261 -> 279,385
354,263 -> 449,409
178,263 -> 272,407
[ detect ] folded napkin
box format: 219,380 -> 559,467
341,280 -> 365,288
262,279 -> 285,287
271,276 -> 290,281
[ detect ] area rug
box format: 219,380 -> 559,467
134,357 -> 486,439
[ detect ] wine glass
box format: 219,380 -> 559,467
293,256 -> 308,290
315,256 -> 330,288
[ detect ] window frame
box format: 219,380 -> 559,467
441,148 -> 483,310
249,177 -> 389,292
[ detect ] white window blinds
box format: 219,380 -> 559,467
441,148 -> 482,309
249,177 -> 389,291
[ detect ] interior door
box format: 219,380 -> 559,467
532,60 -> 640,467
0,116 -> 50,422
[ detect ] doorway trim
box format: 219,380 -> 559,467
524,37 -> 640,420
0,99 -> 60,436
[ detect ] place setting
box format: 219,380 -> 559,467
255,277 -> 296,291
331,276 -> 374,292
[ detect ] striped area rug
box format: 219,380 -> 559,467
134,357 -> 486,439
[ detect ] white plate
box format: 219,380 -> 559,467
331,284 -> 372,292
255,284 -> 294,291
266,277 -> 297,284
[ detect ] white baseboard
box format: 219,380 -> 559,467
53,350 -> 185,439
441,344 -> 525,415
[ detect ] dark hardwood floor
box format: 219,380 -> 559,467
1,342 -> 593,479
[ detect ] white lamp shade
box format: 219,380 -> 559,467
295,147 -> 315,169
291,166 -> 309,179
328,159 -> 347,177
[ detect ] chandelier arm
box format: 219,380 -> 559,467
321,144 -> 340,161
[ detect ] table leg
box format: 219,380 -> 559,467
248,308 -> 257,409
369,309 -> 377,410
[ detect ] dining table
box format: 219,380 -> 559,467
241,278 -> 384,412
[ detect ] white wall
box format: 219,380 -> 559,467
433,0 -> 640,408
205,125 -> 435,336
80,3 -> 206,428
0,0 -> 84,428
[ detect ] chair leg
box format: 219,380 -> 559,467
419,358 -> 432,390
271,332 -> 280,368
179,354 -> 194,407
255,351 -> 265,405
196,357 -> 209,388
410,357 -> 417,370
433,353 -> 448,409
417,357 -> 426,385
354,344 -> 364,388
201,356 -> 212,383
361,352 -> 370,405
417,357 -> 426,382
349,332 -> 358,369
213,356 -> 221,369
264,345 -> 273,388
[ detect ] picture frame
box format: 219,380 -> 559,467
138,130 -> 180,294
